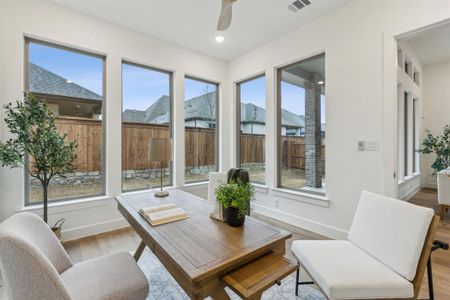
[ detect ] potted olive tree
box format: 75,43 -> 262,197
215,179 -> 254,226
418,125 -> 450,175
0,93 -> 77,224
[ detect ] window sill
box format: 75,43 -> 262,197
398,172 -> 421,185
272,188 -> 329,207
184,181 -> 209,187
122,185 -> 176,196
252,183 -> 269,194
19,195 -> 113,214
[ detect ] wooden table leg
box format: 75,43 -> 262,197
134,240 -> 146,261
210,288 -> 231,300
248,292 -> 263,300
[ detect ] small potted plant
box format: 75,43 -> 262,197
215,179 -> 254,227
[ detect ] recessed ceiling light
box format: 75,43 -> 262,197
318,80 -> 324,85
215,35 -> 225,43
66,80 -> 73,83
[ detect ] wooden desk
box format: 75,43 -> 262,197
116,189 -> 292,300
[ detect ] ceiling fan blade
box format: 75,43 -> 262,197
217,0 -> 236,31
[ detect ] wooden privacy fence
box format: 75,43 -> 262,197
122,122 -> 171,170
240,134 -> 265,163
240,133 -> 325,170
281,136 -> 325,171
55,118 -> 216,172
56,118 -> 103,172
55,117 -> 325,172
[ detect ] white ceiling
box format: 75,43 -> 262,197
45,0 -> 353,61
405,22 -> 450,66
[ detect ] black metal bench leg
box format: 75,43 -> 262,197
295,263 -> 314,297
427,256 -> 434,300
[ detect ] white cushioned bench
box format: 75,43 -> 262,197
291,191 -> 439,300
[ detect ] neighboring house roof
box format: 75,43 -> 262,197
123,95 -> 170,124
144,95 -> 171,123
124,93 -> 217,124
122,109 -> 146,122
184,92 -> 216,121
281,108 -> 305,128
240,102 -> 304,128
240,103 -> 266,124
29,63 -> 102,101
123,92 -> 308,130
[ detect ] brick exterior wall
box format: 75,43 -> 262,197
305,74 -> 322,188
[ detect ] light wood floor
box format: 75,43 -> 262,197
64,188 -> 450,299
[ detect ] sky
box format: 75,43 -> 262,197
122,63 -> 170,111
30,41 -> 325,121
29,42 -> 104,96
240,76 -> 326,121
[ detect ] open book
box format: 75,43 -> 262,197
138,203 -> 188,226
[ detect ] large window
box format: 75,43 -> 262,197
184,77 -> 218,183
277,54 -> 326,192
413,98 -> 419,173
237,75 -> 266,184
122,62 -> 172,192
26,39 -> 105,204
398,90 -> 420,181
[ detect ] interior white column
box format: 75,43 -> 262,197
104,55 -> 122,197
173,71 -> 185,187
265,68 -> 276,189
220,76 -> 233,172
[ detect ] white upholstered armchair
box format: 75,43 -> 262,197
292,191 -> 440,300
437,169 -> 450,220
0,212 -> 148,300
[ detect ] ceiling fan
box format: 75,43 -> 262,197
217,0 -> 237,31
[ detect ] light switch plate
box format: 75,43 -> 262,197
358,141 -> 365,151
366,140 -> 380,151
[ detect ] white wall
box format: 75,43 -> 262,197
422,60 -> 450,187
0,0 -> 228,240
227,0 -> 450,238
0,20 -> 3,220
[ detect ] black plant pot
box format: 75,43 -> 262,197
224,207 -> 245,227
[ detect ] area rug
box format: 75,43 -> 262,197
138,249 -> 325,299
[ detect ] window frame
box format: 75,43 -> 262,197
120,60 -> 174,192
184,75 -> 220,184
413,98 -> 419,173
24,37 -> 107,205
236,73 -> 266,185
276,53 -> 326,193
404,91 -> 409,177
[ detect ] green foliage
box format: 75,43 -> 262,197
0,93 -> 77,187
215,180 -> 254,217
418,125 -> 450,175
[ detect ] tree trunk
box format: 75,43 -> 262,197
42,183 -> 48,223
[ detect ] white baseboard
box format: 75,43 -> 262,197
62,217 -> 129,242
400,184 -> 423,201
423,182 -> 437,189
252,203 -> 348,240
